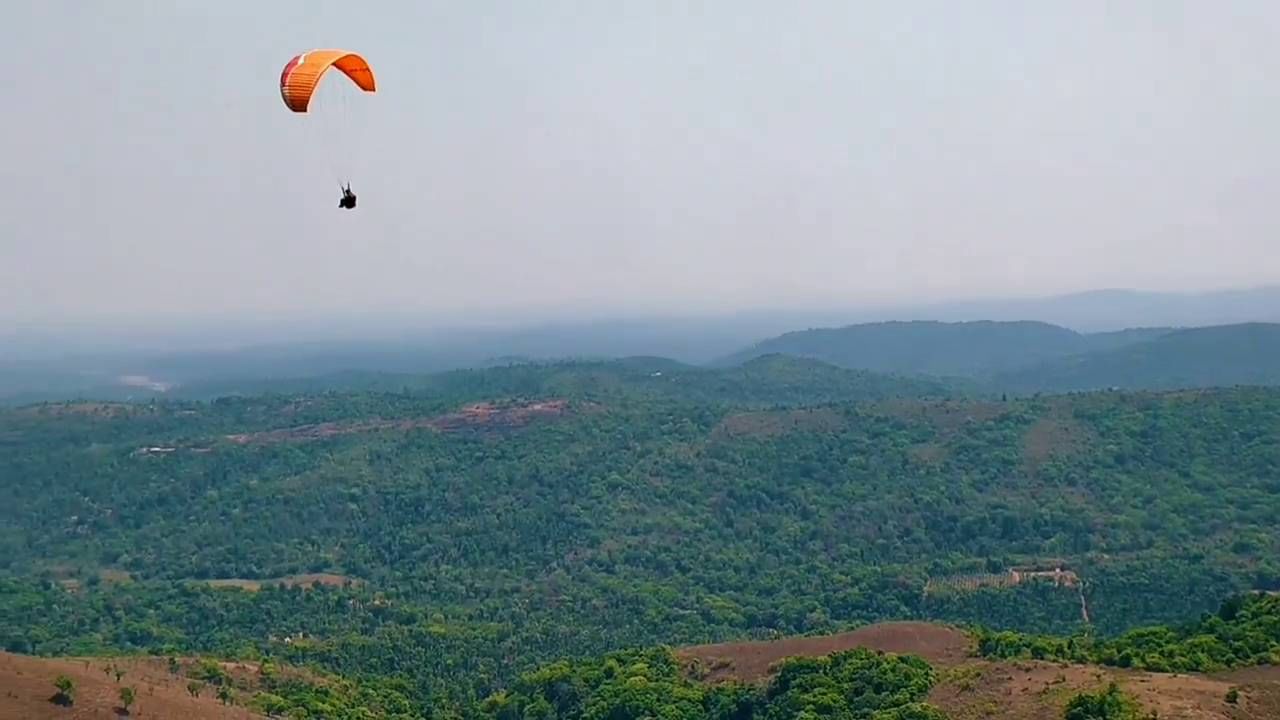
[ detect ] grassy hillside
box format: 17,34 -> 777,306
2,361 -> 1279,711
0,654 -> 261,720
0,653 -> 421,719
473,595 -> 1280,720
675,597 -> 1280,720
995,323 -> 1280,392
8,609 -> 1279,719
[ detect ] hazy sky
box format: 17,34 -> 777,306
3,1 -> 1278,330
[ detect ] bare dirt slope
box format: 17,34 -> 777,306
931,659 -> 1280,720
202,572 -> 358,592
221,399 -> 571,446
0,654 -> 263,720
678,622 -> 1280,720
677,621 -> 972,682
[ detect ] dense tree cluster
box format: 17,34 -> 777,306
1061,682 -> 1148,720
976,593 -> 1280,673
482,646 -> 944,720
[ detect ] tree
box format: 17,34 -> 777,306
195,658 -> 227,685
217,685 -> 234,706
119,686 -> 136,714
1063,683 -> 1144,720
51,675 -> 75,707
167,656 -> 181,675
187,680 -> 204,698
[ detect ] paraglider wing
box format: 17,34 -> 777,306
279,50 -> 376,113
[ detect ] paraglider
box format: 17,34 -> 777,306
339,184 -> 357,209
279,49 -> 376,209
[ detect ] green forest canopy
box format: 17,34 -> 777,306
2,360 -> 1278,712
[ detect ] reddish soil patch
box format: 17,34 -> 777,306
0,653 -> 263,719
677,622 -> 972,683
52,569 -> 132,596
908,442 -> 947,466
926,567 -> 1081,595
222,399 -> 571,446
1021,413 -> 1093,473
96,570 -> 133,585
202,573 -> 359,593
711,408 -> 844,440
873,399 -> 1009,432
875,400 -> 1010,465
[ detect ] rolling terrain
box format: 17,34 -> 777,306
476,593 -> 1280,720
6,285 -> 1280,405
7,618 -> 1278,719
678,619 -> 1280,720
3,358 -> 1279,716
715,320 -> 1141,376
994,323 -> 1280,392
720,320 -> 1280,394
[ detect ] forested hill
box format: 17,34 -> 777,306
3,359 -> 1279,712
719,320 -> 1280,393
715,320 -> 1169,377
994,322 -> 1280,392
168,354 -> 959,404
8,318 -> 1276,405
977,591 -> 1280,673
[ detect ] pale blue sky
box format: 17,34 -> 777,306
2,1 -> 1278,329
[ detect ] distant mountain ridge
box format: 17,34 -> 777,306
995,322 -> 1280,392
2,285 -> 1277,402
716,320 -> 1176,377
887,285 -> 1280,331
6,321 -> 1275,403
719,320 -> 1280,393
170,353 -> 956,407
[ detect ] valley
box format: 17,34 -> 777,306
2,354 -> 1278,717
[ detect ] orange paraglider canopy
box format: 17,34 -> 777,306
279,50 -> 375,113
